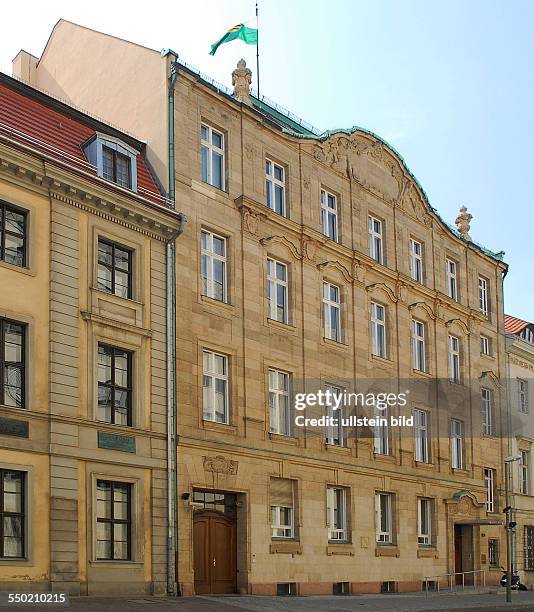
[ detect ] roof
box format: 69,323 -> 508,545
0,73 -> 166,206
505,315 -> 533,335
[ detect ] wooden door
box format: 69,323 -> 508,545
193,512 -> 236,594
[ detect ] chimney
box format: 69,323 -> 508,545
12,50 -> 38,84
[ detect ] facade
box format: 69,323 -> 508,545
505,315 -> 534,587
0,74 -> 183,594
11,19 -> 511,596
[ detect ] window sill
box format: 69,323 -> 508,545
202,419 -> 237,435
325,443 -> 351,454
0,557 -> 30,565
92,286 -> 143,307
327,543 -> 354,556
266,318 -> 297,334
417,547 -> 438,559
270,540 -> 302,555
89,560 -> 143,567
412,369 -> 433,379
373,453 -> 396,463
414,460 -> 434,470
375,545 -> 399,557
269,432 -> 298,445
0,259 -> 34,277
371,354 -> 394,367
322,337 -> 349,350
200,294 -> 235,313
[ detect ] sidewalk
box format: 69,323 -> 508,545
2,590 -> 534,612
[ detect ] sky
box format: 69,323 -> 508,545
1,0 -> 533,319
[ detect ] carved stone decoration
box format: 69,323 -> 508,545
239,205 -> 262,236
408,301 -> 436,320
244,143 -> 255,160
302,177 -> 310,191
260,235 -> 302,260
203,455 -> 238,475
455,206 -> 473,241
317,261 -> 353,284
232,59 -> 252,105
301,236 -> 322,262
352,261 -> 366,284
395,281 -> 408,304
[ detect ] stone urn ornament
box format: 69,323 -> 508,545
455,206 -> 473,241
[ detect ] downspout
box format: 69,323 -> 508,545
165,51 -> 181,596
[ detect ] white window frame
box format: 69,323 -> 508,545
414,409 -> 429,463
321,189 -> 339,242
371,302 -> 387,358
266,159 -> 286,216
368,215 -> 383,264
409,239 -> 423,283
412,319 -> 426,372
323,282 -> 341,342
520,450 -> 530,495
451,419 -> 464,469
327,486 -> 348,541
478,276 -> 489,316
484,467 -> 495,512
374,406 -> 389,455
201,123 -> 225,190
417,498 -> 432,546
480,335 -> 491,356
446,258 -> 458,301
481,388 -> 494,436
325,384 -> 344,446
269,368 -> 290,436
448,335 -> 461,383
271,505 -> 293,539
267,258 -> 288,324
375,492 -> 393,544
519,379 -> 529,414
202,350 -> 229,424
201,230 -> 227,302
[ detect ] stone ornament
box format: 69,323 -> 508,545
203,455 -> 238,475
455,206 -> 473,240
232,59 -> 252,106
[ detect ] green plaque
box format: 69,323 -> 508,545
98,431 -> 136,453
0,417 -> 29,438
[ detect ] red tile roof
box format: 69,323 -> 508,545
0,77 -> 166,206
505,315 -> 532,335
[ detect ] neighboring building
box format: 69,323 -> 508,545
505,315 -> 534,587
12,20 -> 510,596
0,73 -> 183,594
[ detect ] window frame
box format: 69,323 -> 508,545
519,379 -> 529,414
525,526 -> 534,571
481,387 -> 494,436
450,419 -> 464,470
370,302 -> 387,359
488,538 -> 500,568
0,318 -> 26,409
412,319 -> 426,372
202,350 -> 229,424
327,486 -> 348,542
321,189 -> 339,242
271,504 -> 294,539
446,258 -> 458,301
478,276 -> 489,316
95,479 -> 132,561
368,215 -> 384,264
0,201 -> 27,268
268,368 -> 291,436
448,334 -> 461,383
325,383 -> 344,447
484,467 -> 496,512
409,238 -> 423,283
97,238 -> 133,299
0,469 -> 25,559
97,344 -> 133,427
417,497 -> 432,546
374,405 -> 389,456
267,258 -> 289,324
201,123 -> 225,190
520,450 -> 530,495
200,230 -> 228,303
323,281 -> 341,342
480,335 -> 491,356
414,408 -> 430,463
265,159 -> 286,216
102,145 -> 132,189
375,492 -> 393,544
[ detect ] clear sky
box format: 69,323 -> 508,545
2,1 -> 532,319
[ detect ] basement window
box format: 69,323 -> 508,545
84,134 -> 138,191
380,581 -> 397,593
333,582 -> 350,595
276,583 -> 296,596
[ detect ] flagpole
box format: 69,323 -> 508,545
255,0 -> 260,98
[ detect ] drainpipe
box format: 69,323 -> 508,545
164,50 -> 181,596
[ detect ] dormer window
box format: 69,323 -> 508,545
84,134 -> 138,192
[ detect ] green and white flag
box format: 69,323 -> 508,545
209,24 -> 258,56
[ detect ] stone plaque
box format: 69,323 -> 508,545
98,431 -> 135,453
0,417 -> 29,438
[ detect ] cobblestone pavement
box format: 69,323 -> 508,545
2,591 -> 534,612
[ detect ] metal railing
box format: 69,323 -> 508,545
423,569 -> 486,595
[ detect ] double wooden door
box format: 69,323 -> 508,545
193,511 -> 237,594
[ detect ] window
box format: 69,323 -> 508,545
520,450 -> 530,495
201,230 -> 227,302
202,350 -> 229,424
488,538 -> 500,567
417,498 -> 432,546
451,419 -> 464,469
520,328 -> 534,344
267,258 -> 288,324
269,369 -> 290,436
97,344 -> 132,426
519,379 -> 529,414
409,239 -> 423,283
525,526 -> 534,571
84,138 -> 138,191
321,189 -> 338,242
0,469 -> 24,558
270,478 -> 294,539
479,276 -> 489,316
97,239 -> 133,299
484,468 -> 496,512
96,480 -> 131,560
375,493 -> 393,544
374,406 -> 389,455
371,302 -> 386,358
327,487 -> 348,541
414,409 -> 429,463
103,146 -> 131,188
0,319 -> 25,408
481,388 -> 494,436
412,319 -> 426,372
325,384 -> 343,446
368,216 -> 383,264
201,123 -> 225,189
323,282 -> 341,342
480,335 -> 491,356
266,159 -> 286,216
448,335 -> 461,383
0,202 -> 26,267
446,259 -> 458,301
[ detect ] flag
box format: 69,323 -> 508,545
209,24 -> 258,56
